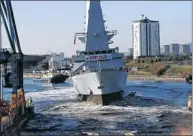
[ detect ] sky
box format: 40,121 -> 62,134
1,1 -> 192,57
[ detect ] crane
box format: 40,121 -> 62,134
0,0 -> 25,118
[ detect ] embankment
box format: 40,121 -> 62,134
128,75 -> 185,81
24,73 -> 41,78
24,73 -> 185,82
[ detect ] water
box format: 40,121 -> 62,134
3,78 -> 192,135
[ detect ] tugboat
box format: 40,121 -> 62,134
70,0 -> 128,105
50,73 -> 69,84
32,72 -> 69,84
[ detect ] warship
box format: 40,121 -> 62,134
71,0 -> 128,105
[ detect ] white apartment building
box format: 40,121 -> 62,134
48,53 -> 65,72
132,16 -> 160,59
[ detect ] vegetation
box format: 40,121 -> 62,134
128,70 -> 152,75
126,54 -> 192,64
23,55 -> 49,71
23,61 -> 39,69
35,62 -> 49,71
125,54 -> 192,77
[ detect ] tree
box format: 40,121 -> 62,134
150,59 -> 154,64
41,62 -> 49,70
156,65 -> 170,77
157,57 -> 161,62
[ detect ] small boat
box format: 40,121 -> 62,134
32,73 -> 69,84
32,77 -> 50,83
50,74 -> 69,84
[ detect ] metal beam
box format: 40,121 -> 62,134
7,1 -> 22,53
0,0 -> 23,94
5,0 -> 16,51
0,1 -> 16,52
1,0 -> 7,17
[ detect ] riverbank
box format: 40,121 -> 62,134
24,73 -> 186,82
23,73 -> 54,79
128,75 -> 185,81
24,73 -> 41,78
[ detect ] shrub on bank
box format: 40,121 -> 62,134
156,65 -> 170,76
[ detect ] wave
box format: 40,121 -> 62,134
22,85 -> 192,136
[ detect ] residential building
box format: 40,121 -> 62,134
180,44 -> 191,55
48,52 -> 65,72
170,43 -> 180,55
132,15 -> 160,59
161,45 -> 170,55
128,48 -> 133,56
123,52 -> 130,57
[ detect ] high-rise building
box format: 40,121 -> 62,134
180,44 -> 191,55
132,15 -> 160,59
170,43 -> 180,55
128,48 -> 133,56
161,45 -> 170,55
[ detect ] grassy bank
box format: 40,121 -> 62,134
127,62 -> 192,77
128,75 -> 185,81
24,73 -> 185,82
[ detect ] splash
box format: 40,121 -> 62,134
22,82 -> 192,136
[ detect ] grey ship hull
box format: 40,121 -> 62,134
72,70 -> 127,105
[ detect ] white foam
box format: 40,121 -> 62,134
24,84 -> 192,135
25,85 -> 190,114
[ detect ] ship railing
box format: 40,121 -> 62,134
74,32 -> 87,37
71,67 -> 128,76
106,30 -> 117,35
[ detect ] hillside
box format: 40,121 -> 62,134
127,62 -> 192,77
23,55 -> 47,69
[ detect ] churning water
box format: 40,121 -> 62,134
4,78 -> 192,135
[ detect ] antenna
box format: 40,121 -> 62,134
142,14 -> 144,19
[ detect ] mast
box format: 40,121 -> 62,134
74,0 -> 117,52
85,0 -> 108,51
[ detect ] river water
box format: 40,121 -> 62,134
3,78 -> 192,135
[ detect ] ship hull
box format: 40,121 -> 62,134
71,70 -> 127,105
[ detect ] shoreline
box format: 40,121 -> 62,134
24,73 -> 186,82
128,75 -> 185,82
24,73 -> 42,78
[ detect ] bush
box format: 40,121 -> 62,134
157,65 -> 170,76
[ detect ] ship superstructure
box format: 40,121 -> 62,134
71,0 -> 128,105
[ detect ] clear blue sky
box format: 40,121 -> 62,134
1,1 -> 192,56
